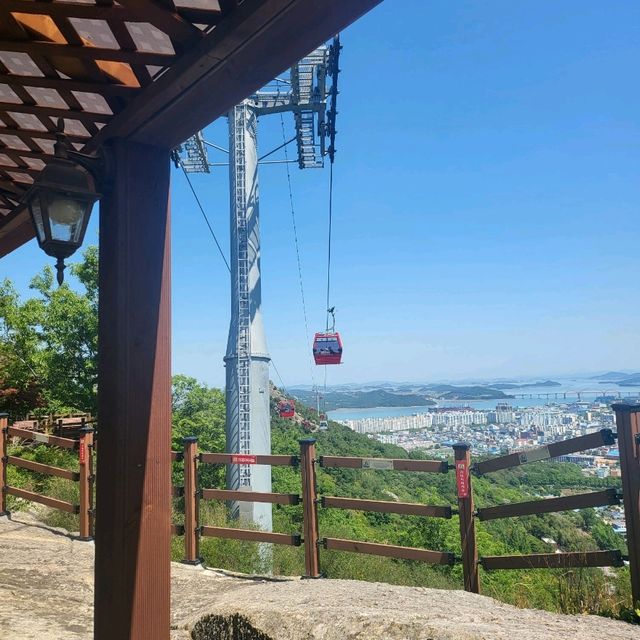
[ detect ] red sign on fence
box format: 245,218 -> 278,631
231,454 -> 257,465
79,441 -> 86,465
455,460 -> 469,498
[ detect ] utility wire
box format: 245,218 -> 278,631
180,164 -> 231,272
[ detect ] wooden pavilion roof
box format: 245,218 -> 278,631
0,0 -> 381,257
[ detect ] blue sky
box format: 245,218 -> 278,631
2,1 -> 639,388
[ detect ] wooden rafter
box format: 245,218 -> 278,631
0,73 -> 139,97
0,39 -> 176,65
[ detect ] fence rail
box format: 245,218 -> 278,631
321,495 -> 451,518
320,455 -> 447,473
1,415 -> 94,539
1,409 -> 639,609
201,526 -> 301,546
480,550 -> 624,571
322,537 -> 455,565
202,488 -> 300,505
476,488 -> 621,521
474,429 -> 616,475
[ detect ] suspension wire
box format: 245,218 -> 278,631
270,357 -> 288,396
325,161 -> 334,332
179,163 -> 231,273
280,113 -> 316,392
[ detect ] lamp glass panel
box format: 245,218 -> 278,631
48,195 -> 87,243
30,198 -> 47,244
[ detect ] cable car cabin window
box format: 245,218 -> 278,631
313,332 -> 343,365
278,400 -> 295,418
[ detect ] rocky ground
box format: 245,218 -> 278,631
1,512 -> 638,640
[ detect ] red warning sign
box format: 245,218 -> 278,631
455,460 -> 469,498
231,454 -> 257,465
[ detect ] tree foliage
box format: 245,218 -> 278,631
0,247 -> 98,417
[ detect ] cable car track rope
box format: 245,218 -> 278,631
280,113 -> 316,391
326,161 -> 334,333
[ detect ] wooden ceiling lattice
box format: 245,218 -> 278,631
0,0 -> 233,218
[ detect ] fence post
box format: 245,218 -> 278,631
453,443 -> 479,593
78,426 -> 95,540
182,436 -> 200,564
613,403 -> 640,607
299,438 -> 321,578
0,414 -> 8,516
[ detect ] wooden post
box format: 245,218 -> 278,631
0,413 -> 8,516
182,436 -> 200,564
299,439 -> 321,578
613,403 -> 640,606
78,427 -> 94,540
95,139 -> 172,640
453,443 -> 479,593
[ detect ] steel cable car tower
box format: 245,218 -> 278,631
178,38 -> 341,531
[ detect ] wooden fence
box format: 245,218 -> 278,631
1,404 -> 639,607
0,413 -> 94,539
169,411 -> 638,605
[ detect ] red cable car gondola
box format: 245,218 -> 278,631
313,331 -> 342,365
278,400 -> 295,418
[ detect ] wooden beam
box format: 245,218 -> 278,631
0,127 -> 88,143
321,496 -> 452,518
175,8 -> 225,26
0,215 -> 32,256
0,39 -> 176,65
85,0 -> 383,150
5,0 -> 205,45
323,537 -> 456,565
474,429 -> 616,475
0,73 -> 138,97
0,147 -> 52,161
612,404 -> 640,606
95,139 -> 171,640
2,102 -> 112,123
476,488 -> 621,521
481,550 -> 624,571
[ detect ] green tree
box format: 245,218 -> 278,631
172,374 -> 226,488
0,247 -> 98,417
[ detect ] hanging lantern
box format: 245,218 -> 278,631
23,125 -> 101,285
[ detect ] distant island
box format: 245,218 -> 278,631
617,373 -> 640,387
290,384 -> 513,410
491,380 -> 561,390
425,385 -> 513,400
290,388 -> 437,411
590,371 -> 639,381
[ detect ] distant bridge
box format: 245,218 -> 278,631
511,390 -> 640,402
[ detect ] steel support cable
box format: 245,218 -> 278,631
179,163 -> 231,273
279,113 -> 316,390
270,357 -> 288,396
325,161 -> 334,332
322,160 -> 336,415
